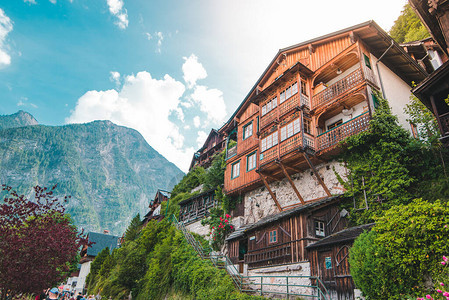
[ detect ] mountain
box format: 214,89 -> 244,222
0,110 -> 39,129
0,112 -> 184,235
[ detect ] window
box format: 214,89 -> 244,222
246,152 -> 257,171
280,82 -> 298,104
301,80 -> 308,96
304,118 -> 311,134
231,161 -> 240,179
269,230 -> 277,243
327,119 -> 342,131
364,53 -> 372,69
243,122 -> 253,140
261,131 -> 278,152
315,221 -> 325,237
262,96 -> 277,116
280,117 -> 301,141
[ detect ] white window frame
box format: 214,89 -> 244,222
315,221 -> 325,237
280,117 -> 301,141
231,161 -> 240,179
261,131 -> 278,152
246,152 -> 257,171
243,121 -> 253,140
261,96 -> 277,117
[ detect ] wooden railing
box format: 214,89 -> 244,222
304,133 -> 315,150
317,112 -> 370,151
280,133 -> 302,156
260,146 -> 278,166
226,145 -> 237,160
363,65 -> 378,86
279,94 -> 299,116
245,242 -> 292,269
312,68 -> 364,109
301,94 -> 310,108
260,109 -> 278,129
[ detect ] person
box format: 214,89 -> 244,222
76,292 -> 83,300
46,288 -> 59,300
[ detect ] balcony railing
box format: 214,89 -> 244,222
312,68 -> 364,109
260,109 -> 278,129
300,94 -> 310,108
226,145 -> 237,160
279,93 -> 298,116
317,111 -> 370,151
259,146 -> 277,166
280,133 -> 302,156
245,242 -> 292,269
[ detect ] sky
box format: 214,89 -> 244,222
0,0 -> 408,172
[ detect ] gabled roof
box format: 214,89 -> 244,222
226,195 -> 341,241
306,223 -> 374,249
86,232 -> 121,256
220,20 -> 427,134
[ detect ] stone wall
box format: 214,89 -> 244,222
186,219 -> 211,239
244,160 -> 347,224
245,262 -> 314,298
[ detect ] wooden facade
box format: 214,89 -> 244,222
178,189 -> 218,224
307,223 -> 374,300
226,197 -> 348,269
189,129 -> 226,171
410,0 -> 449,148
143,189 -> 171,225
221,21 -> 427,198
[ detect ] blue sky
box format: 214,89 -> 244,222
0,0 -> 407,172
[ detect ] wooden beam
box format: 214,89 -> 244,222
283,164 -> 302,174
261,171 -> 282,182
303,152 -> 332,197
258,172 -> 282,212
277,161 -> 305,205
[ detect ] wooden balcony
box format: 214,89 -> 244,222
317,112 -> 370,151
260,146 -> 278,166
226,145 -> 237,160
312,68 -> 364,109
260,109 -> 278,130
245,242 -> 292,269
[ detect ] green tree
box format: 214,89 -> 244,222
349,199 -> 449,299
390,4 -> 430,43
124,214 -> 142,242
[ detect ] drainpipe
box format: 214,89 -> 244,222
375,40 -> 395,99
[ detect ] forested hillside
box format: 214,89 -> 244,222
0,112 -> 184,234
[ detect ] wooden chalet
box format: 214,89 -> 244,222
409,0 -> 449,147
306,223 -> 374,300
178,189 -> 218,224
226,196 -> 348,271
143,189 -> 171,225
401,37 -> 448,74
220,20 -> 427,209
189,129 -> 226,171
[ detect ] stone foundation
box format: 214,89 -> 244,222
244,160 -> 347,224
245,262 -> 315,299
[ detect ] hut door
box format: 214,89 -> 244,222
238,239 -> 248,273
318,250 -> 335,284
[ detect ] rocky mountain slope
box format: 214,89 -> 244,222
0,111 -> 184,234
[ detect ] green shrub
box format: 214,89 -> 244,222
350,199 -> 449,299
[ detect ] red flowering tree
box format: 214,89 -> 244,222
201,208 -> 234,251
0,185 -> 88,298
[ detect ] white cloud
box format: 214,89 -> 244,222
109,71 -> 120,85
17,97 -> 38,108
24,0 -> 37,4
191,85 -> 227,124
49,0 -> 56,3
193,116 -> 201,128
0,9 -> 13,68
156,32 -> 163,53
196,131 -> 208,148
66,71 -> 196,172
145,32 -> 152,40
106,0 -> 128,29
182,54 -> 207,88
184,125 -> 190,130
